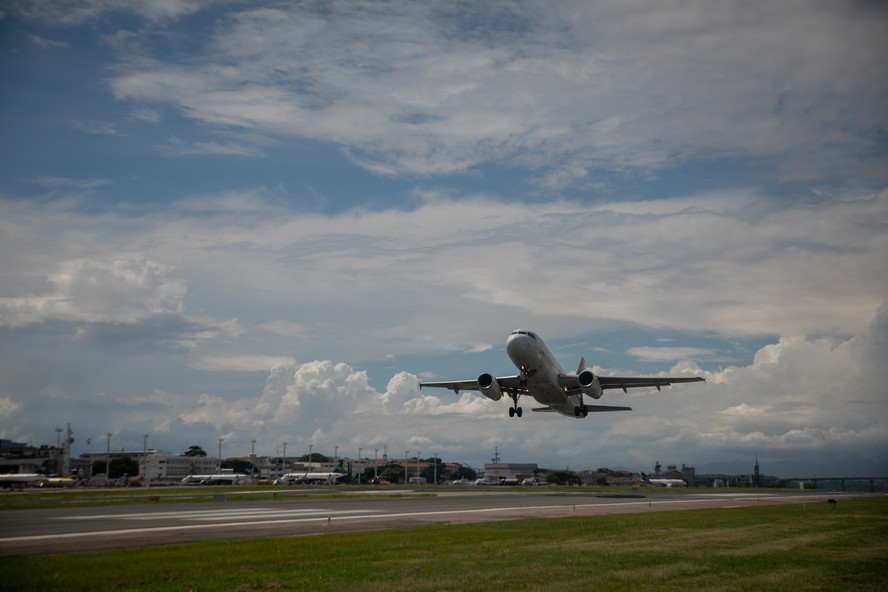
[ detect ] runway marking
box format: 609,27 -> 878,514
57,507 -> 375,523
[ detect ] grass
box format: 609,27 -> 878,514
2,497 -> 886,591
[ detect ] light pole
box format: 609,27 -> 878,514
142,434 -> 149,483
309,444 -> 313,470
434,453 -> 438,485
417,451 -> 421,482
105,432 -> 112,485
282,441 -> 288,477
251,439 -> 257,478
335,445 -> 339,470
218,438 -> 223,472
405,450 -> 409,484
358,448 -> 363,484
374,448 -> 379,478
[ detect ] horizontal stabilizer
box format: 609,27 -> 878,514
584,404 -> 632,412
531,407 -> 558,413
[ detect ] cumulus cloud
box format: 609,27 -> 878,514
98,302 -> 884,474
0,255 -> 185,327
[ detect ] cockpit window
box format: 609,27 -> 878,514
510,330 -> 537,340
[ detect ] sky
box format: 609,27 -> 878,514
1,1 -> 887,478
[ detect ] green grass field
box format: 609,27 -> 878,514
2,497 -> 886,591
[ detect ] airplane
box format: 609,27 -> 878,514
642,472 -> 687,487
278,472 -> 346,485
420,329 -> 705,418
0,473 -> 47,488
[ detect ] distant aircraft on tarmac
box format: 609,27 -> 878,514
277,472 -> 346,485
642,472 -> 688,487
420,329 -> 705,419
0,473 -> 46,488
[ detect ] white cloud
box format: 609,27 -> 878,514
30,177 -> 112,190
627,347 -> 715,362
188,354 -> 297,373
97,1 -> 888,184
0,255 -> 185,326
0,396 -> 23,419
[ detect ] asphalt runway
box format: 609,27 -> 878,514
0,489 -> 857,556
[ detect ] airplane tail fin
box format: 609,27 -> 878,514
576,356 -> 586,373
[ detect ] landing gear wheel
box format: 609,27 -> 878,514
509,407 -> 515,418
516,407 -> 523,418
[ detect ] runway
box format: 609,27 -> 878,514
0,489 -> 853,556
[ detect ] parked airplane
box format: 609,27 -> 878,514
420,329 -> 705,418
278,472 -> 346,485
642,472 -> 687,487
0,473 -> 46,488
180,474 -> 255,485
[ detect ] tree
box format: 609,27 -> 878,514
184,445 -> 207,457
378,463 -> 403,484
109,456 -> 139,479
222,459 -> 253,474
450,464 -> 477,482
420,457 -> 445,484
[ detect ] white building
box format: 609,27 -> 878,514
143,452 -> 219,484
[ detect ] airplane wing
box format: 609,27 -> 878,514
598,376 -> 705,393
557,374 -> 704,394
532,404 -> 632,413
419,375 -> 525,394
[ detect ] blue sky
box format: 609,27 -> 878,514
1,1 -> 887,477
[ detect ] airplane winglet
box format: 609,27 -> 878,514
576,356 -> 586,373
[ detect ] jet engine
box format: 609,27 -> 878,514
477,373 -> 503,401
578,369 -> 604,399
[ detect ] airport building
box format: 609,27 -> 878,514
484,462 -> 538,483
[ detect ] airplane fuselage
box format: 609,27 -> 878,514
506,330 -> 579,415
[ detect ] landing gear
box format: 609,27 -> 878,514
574,395 -> 589,418
508,389 -> 523,418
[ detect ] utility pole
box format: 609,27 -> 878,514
405,450 -> 409,484
374,448 -> 379,478
251,439 -> 257,478
282,441 -> 288,476
358,448 -> 363,484
434,453 -> 438,485
105,432 -> 112,486
142,434 -> 149,482
63,423 -> 72,476
218,438 -> 223,472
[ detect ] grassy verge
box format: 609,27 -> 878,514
2,496 -> 885,591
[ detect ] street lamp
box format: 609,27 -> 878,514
282,441 -> 288,476
218,438 -> 223,472
374,448 -> 379,478
142,434 -> 149,484
105,432 -> 112,485
405,450 -> 409,484
358,448 -> 363,484
434,453 -> 438,485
